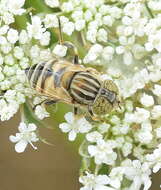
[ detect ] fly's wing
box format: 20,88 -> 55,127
25,63 -> 72,105
33,83 -> 72,105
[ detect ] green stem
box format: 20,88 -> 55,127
80,157 -> 91,175
80,31 -> 87,47
94,164 -> 101,175
145,2 -> 154,18
20,104 -> 26,122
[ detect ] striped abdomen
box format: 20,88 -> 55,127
25,61 -> 55,91
69,72 -> 101,105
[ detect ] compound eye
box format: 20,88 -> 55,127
103,80 -> 119,94
92,97 -> 113,115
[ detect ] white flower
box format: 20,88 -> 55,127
79,172 -> 116,190
124,2 -> 142,18
0,25 -> 9,35
86,131 -> 102,142
61,2 -> 74,13
122,142 -> 132,157
27,16 -> 46,40
40,31 -> 50,46
13,46 -> 24,59
136,129 -> 153,144
59,112 -> 92,141
133,108 -> 150,123
75,20 -> 85,31
110,115 -> 121,125
123,160 -> 152,190
53,44 -> 67,57
148,1 -> 161,11
84,10 -> 93,21
153,84 -> 161,97
0,54 -> 3,65
151,105 -> 161,119
146,144 -> 161,173
135,121 -> 153,144
125,100 -> 133,112
140,93 -> 154,107
83,44 -> 103,63
45,0 -> 59,8
1,42 -> 12,54
145,31 -> 161,53
30,45 -> 40,59
0,35 -> 7,45
88,139 -> 117,165
155,127 -> 161,138
7,28 -> 19,44
149,69 -> 161,82
102,46 -> 114,61
86,29 -> 97,43
109,167 -> 124,189
97,28 -> 108,42
35,105 -> 50,120
103,15 -> 114,27
44,14 -> 58,28
2,12 -> 14,25
122,16 -> 147,37
0,103 -> 18,121
132,44 -> 146,59
62,21 -> 75,36
71,10 -> 83,21
8,0 -> 26,15
4,54 -> 15,66
9,122 -> 39,153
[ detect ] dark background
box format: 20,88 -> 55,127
0,114 -> 80,190
0,114 -> 160,190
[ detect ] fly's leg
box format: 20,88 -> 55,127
88,105 -> 104,122
58,16 -> 63,44
57,17 -> 79,65
62,41 -> 79,65
33,99 -> 58,110
88,106 -> 94,117
73,106 -> 78,115
88,106 -> 99,121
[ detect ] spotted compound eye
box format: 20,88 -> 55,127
92,96 -> 113,115
103,80 -> 119,94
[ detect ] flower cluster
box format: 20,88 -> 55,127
0,0 -> 161,189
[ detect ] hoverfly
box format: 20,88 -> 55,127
25,18 -> 120,118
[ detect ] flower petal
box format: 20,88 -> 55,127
95,185 -> 114,190
123,51 -> 133,65
15,140 -> 28,153
28,123 -> 37,131
59,123 -> 71,133
68,130 -> 77,141
9,135 -> 20,143
18,122 -> 27,132
64,112 -> 74,124
95,175 -> 110,185
88,145 -> 97,156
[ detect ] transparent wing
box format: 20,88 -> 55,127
31,83 -> 72,105
25,62 -> 72,104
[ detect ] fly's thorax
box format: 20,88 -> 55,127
69,72 -> 101,105
92,79 -> 119,115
